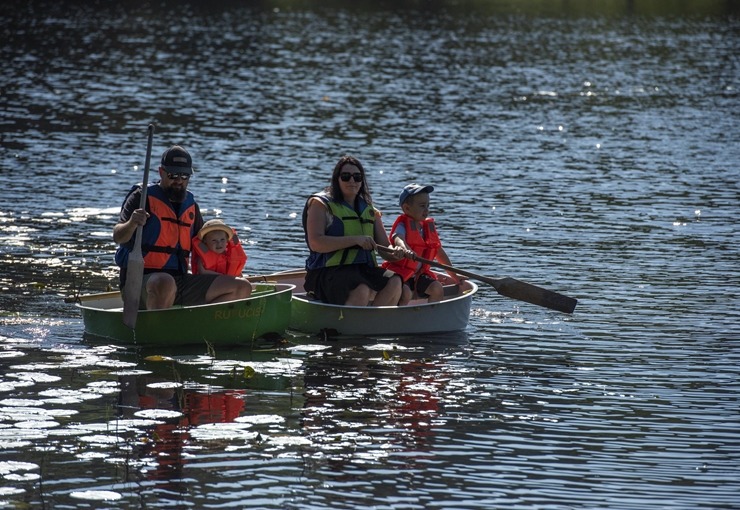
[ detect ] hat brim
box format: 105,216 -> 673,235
198,225 -> 233,241
162,165 -> 193,175
399,185 -> 434,206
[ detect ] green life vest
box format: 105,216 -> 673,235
304,192 -> 377,269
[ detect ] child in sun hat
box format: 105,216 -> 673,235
191,219 -> 248,276
382,183 -> 472,305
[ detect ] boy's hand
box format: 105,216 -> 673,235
388,245 -> 406,260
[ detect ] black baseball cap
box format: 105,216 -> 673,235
161,145 -> 193,175
399,183 -> 434,206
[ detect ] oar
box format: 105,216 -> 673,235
122,123 -> 155,329
64,291 -> 121,303
377,246 -> 577,314
245,270 -> 306,282
66,270 -> 306,304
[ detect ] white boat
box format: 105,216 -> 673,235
269,270 -> 478,336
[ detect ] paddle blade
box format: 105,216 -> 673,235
122,253 -> 143,329
375,245 -> 577,314
493,277 -> 577,314
121,124 -> 154,329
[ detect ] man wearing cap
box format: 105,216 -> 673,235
113,145 -> 251,309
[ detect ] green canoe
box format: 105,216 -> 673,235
73,283 -> 294,347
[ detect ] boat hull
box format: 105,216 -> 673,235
76,283 -> 294,346
288,279 -> 478,336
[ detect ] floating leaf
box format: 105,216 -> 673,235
243,366 -> 256,379
144,355 -> 172,362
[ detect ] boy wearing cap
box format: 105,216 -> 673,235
382,183 -> 471,305
113,145 -> 252,309
191,219 -> 248,276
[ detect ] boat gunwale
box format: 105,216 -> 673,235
75,283 -> 295,312
290,280 -> 479,311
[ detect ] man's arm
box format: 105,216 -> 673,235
113,189 -> 147,244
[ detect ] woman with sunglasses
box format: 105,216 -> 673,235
302,155 -> 407,306
113,145 -> 252,310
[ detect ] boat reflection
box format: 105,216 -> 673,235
117,373 -> 246,482
299,332 -> 470,469
106,333 -> 470,484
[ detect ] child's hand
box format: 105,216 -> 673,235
388,246 -> 407,260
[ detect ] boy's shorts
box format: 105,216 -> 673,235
407,273 -> 436,298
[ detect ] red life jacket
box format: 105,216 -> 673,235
190,235 -> 247,276
382,215 -> 441,282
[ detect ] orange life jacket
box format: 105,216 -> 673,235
190,235 -> 247,276
382,215 -> 441,282
142,192 -> 197,270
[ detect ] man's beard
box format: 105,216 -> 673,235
164,185 -> 186,203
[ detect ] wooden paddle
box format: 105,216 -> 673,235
245,270 -> 306,282
66,270 -> 305,304
64,291 -> 121,303
377,246 -> 577,314
122,123 -> 155,329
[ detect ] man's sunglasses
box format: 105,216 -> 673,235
167,172 -> 191,180
339,172 -> 362,182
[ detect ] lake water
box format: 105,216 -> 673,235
1,1 -> 739,508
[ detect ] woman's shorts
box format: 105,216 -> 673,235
305,265 -> 399,305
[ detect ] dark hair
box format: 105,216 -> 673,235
327,155 -> 373,205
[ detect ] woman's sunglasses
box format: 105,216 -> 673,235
339,172 -> 362,182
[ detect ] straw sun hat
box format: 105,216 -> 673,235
197,219 -> 234,240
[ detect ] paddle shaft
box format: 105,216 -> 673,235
377,245 -> 577,314
66,270 -> 305,303
245,270 -> 306,282
65,291 -> 121,303
122,124 -> 155,328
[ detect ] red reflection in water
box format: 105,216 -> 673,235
119,376 -> 245,482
